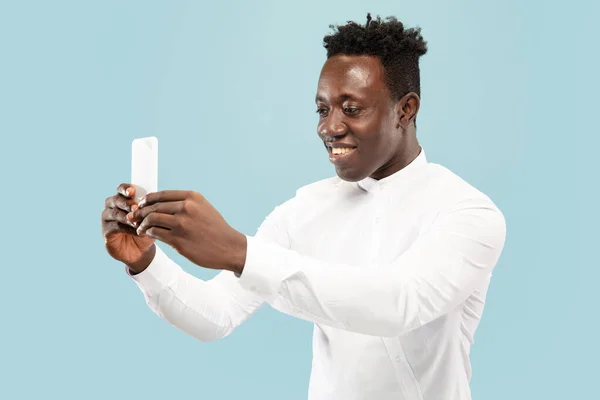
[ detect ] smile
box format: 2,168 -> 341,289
328,146 -> 357,165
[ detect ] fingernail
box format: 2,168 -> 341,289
125,188 -> 132,196
138,198 -> 146,207
131,205 -> 138,212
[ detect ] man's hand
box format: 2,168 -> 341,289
128,190 -> 247,274
102,184 -> 156,273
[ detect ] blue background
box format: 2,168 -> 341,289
1,0 -> 598,399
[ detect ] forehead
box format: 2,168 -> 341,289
316,54 -> 388,101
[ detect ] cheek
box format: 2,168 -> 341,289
351,118 -> 382,140
355,131 -> 389,166
349,115 -> 395,151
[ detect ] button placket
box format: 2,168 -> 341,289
370,186 -> 383,265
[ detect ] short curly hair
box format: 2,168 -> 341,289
323,13 -> 428,101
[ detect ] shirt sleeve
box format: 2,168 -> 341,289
237,197 -> 507,337
128,198 -> 295,342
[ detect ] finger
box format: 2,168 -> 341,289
105,194 -> 138,213
129,201 -> 184,222
136,213 -> 179,236
102,221 -> 137,238
139,190 -> 194,207
117,183 -> 136,199
102,207 -> 136,228
145,227 -> 171,242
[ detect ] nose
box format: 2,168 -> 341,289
318,110 -> 348,141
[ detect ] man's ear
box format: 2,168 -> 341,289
395,92 -> 420,129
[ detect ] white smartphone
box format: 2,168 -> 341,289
131,136 -> 158,202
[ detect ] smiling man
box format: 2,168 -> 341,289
102,14 -> 506,400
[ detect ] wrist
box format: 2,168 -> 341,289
127,244 -> 156,275
229,232 -> 247,276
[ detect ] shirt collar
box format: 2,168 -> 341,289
356,147 -> 428,192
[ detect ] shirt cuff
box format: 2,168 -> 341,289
125,245 -> 180,297
237,235 -> 292,300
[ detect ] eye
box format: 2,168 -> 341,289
344,107 -> 359,115
316,107 -> 328,118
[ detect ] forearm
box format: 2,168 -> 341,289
131,245 -> 263,341
237,204 -> 506,336
239,238 -> 432,336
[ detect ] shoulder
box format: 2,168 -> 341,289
295,175 -> 343,196
423,163 -> 501,208
282,175 -> 345,206
422,163 -> 506,235
264,175 -> 341,218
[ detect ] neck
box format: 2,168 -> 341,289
370,134 -> 420,181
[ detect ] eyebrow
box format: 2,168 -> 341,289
315,93 -> 361,103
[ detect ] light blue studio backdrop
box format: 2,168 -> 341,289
0,0 -> 598,399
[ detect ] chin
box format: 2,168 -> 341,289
334,166 -> 369,182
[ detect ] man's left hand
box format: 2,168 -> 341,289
128,190 -> 247,274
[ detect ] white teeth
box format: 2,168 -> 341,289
332,147 -> 354,155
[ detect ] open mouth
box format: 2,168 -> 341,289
327,146 -> 357,164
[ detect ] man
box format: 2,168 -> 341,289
102,14 -> 506,400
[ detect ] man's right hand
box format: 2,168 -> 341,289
102,183 -> 156,274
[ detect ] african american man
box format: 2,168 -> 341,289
102,14 -> 506,400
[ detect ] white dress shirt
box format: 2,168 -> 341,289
129,149 -> 506,400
